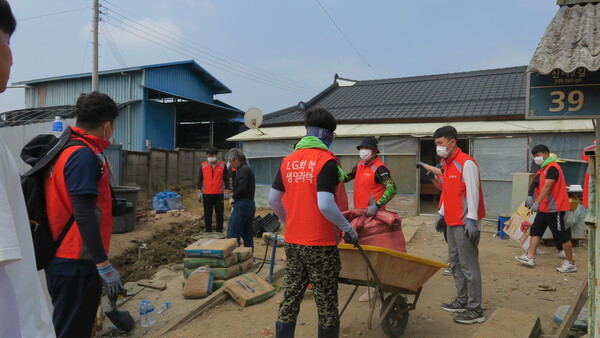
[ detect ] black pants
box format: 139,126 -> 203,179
45,270 -> 102,338
203,193 -> 224,232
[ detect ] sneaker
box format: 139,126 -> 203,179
358,287 -> 376,302
536,248 -> 546,255
441,299 -> 467,313
453,309 -> 486,324
442,268 -> 452,276
557,250 -> 573,259
557,260 -> 577,273
515,253 -> 535,267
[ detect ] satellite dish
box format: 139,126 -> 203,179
244,107 -> 265,135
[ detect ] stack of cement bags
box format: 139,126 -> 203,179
183,238 -> 254,291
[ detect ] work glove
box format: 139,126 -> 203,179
435,214 -> 446,233
197,191 -> 203,202
464,218 -> 480,241
531,202 -> 540,213
366,203 -> 379,217
525,196 -> 534,208
343,227 -> 359,246
224,191 -> 230,200
426,171 -> 436,181
416,162 -> 425,169
97,263 -> 125,301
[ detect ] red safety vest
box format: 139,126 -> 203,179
534,161 -> 570,213
281,148 -> 338,246
201,161 -> 226,194
354,157 -> 387,209
45,127 -> 112,259
440,148 -> 486,226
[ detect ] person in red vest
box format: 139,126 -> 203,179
269,107 -> 358,338
44,92 -> 124,337
342,136 -> 397,301
344,136 -> 397,216
516,144 -> 576,273
435,126 -> 486,324
197,147 -> 230,232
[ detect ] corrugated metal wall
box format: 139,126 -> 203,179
0,118 -> 76,173
24,71 -> 143,108
146,101 -> 175,150
113,102 -> 144,151
144,65 -> 213,103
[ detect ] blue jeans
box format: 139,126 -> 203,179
227,199 -> 255,249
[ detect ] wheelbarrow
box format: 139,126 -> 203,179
338,243 -> 447,337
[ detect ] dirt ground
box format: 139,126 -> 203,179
103,191 -> 589,338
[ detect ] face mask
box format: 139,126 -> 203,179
359,149 -> 372,160
207,157 -> 217,163
436,145 -> 449,158
534,156 -> 544,165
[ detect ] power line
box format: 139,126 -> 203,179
18,6 -> 89,21
100,21 -> 127,68
315,0 -> 381,77
103,0 -> 320,93
104,20 -> 315,96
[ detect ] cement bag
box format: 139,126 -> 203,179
212,280 -> 225,291
223,273 -> 275,307
211,258 -> 254,280
182,266 -> 213,299
184,238 -> 238,258
183,247 -> 253,268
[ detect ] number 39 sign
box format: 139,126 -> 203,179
526,68 -> 600,119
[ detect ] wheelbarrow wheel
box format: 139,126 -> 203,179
380,294 -> 409,337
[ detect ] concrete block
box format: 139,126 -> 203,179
472,307 -> 541,338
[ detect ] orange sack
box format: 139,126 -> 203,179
341,208 -> 406,253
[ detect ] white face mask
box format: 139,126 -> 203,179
207,157 -> 217,163
534,156 -> 544,165
359,149 -> 372,160
436,145 -> 449,158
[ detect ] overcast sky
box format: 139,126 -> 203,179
3,0 -> 558,115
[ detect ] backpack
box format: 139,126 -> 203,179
20,127 -> 85,270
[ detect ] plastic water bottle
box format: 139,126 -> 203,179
147,301 -> 156,325
52,116 -> 63,137
156,301 -> 172,314
139,300 -> 148,328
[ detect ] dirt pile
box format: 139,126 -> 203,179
111,221 -> 200,282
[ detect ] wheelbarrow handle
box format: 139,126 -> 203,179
355,243 -> 383,287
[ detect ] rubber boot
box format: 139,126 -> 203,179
317,322 -> 340,338
276,321 -> 296,338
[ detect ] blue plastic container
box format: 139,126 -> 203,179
497,215 -> 510,239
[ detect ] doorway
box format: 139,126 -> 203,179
418,138 -> 470,215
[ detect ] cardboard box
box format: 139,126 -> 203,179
184,238 -> 238,258
223,273 -> 275,307
181,266 -> 213,299
503,201 -> 536,250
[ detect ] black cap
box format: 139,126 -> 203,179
357,136 -> 379,153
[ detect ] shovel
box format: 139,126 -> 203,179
105,295 -> 135,332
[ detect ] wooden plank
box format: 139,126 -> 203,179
472,307 -> 540,338
136,279 -> 167,291
554,279 -> 588,338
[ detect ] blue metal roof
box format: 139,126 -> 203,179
13,60 -> 232,94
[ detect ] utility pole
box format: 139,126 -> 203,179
92,0 -> 99,92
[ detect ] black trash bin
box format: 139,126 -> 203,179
112,186 -> 141,233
